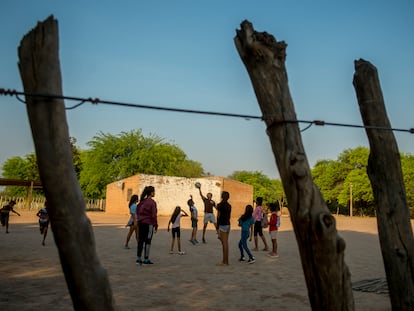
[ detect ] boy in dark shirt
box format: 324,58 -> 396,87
1,200 -> 21,233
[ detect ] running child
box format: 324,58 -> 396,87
1,200 -> 20,233
36,204 -> 49,246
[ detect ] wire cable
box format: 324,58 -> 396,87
1,88 -> 413,134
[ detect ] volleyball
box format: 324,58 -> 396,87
195,182 -> 201,189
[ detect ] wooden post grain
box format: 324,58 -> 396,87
18,16 -> 114,311
353,59 -> 414,310
234,20 -> 354,310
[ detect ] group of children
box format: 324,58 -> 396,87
1,199 -> 49,245
238,198 -> 281,264
123,185 -> 281,266
3,191 -> 281,266
167,186 -> 233,267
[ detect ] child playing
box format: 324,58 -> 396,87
216,191 -> 231,266
1,200 -> 20,233
124,194 -> 139,249
268,202 -> 281,258
188,195 -> 198,245
238,204 -> 256,264
167,206 -> 188,254
252,197 -> 269,251
36,205 -> 49,246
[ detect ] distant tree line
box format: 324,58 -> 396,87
1,130 -> 413,218
1,129 -> 204,199
312,146 -> 414,218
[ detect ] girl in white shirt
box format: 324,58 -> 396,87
167,206 -> 189,254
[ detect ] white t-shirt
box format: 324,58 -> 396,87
172,213 -> 182,228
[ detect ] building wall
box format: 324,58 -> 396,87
105,175 -> 141,215
105,174 -> 253,218
221,177 -> 254,217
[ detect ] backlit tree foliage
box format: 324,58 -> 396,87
227,170 -> 285,206
312,146 -> 414,217
79,129 -> 204,199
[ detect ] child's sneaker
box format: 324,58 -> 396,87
238,257 -> 246,262
178,251 -> 186,255
247,257 -> 256,264
143,259 -> 154,265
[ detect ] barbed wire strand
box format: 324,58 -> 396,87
1,88 -> 413,134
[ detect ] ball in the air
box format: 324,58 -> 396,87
195,182 -> 201,189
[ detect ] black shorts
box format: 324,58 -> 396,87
39,220 -> 49,229
171,226 -> 181,238
1,213 -> 9,226
253,221 -> 264,236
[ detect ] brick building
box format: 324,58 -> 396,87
105,174 -> 253,218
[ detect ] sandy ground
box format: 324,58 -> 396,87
1,210 -> 410,310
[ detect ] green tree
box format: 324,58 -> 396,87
2,153 -> 41,196
79,130 -> 204,199
337,146 -> 369,171
401,153 -> 414,218
227,170 -> 284,205
70,137 -> 83,179
2,137 -> 83,197
339,169 -> 375,216
313,147 -> 374,216
312,160 -> 345,211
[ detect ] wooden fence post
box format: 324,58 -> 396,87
234,20 -> 354,310
18,15 -> 114,310
353,59 -> 414,310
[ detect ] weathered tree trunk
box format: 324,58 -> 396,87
353,59 -> 414,310
234,20 -> 354,310
18,16 -> 114,311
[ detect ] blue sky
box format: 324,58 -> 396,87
1,1 -> 413,179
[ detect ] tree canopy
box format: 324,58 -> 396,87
227,170 -> 284,206
2,135 -> 414,218
1,153 -> 41,196
1,137 -> 84,197
79,130 -> 204,198
312,146 -> 414,217
1,131 -> 204,199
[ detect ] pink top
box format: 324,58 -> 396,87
253,205 -> 263,221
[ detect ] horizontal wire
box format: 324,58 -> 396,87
0,88 -> 261,120
1,88 -> 413,134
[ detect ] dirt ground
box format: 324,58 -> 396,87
1,210 -> 410,310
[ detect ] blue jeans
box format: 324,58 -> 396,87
238,230 -> 253,259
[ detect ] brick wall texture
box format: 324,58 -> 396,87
105,174 -> 253,218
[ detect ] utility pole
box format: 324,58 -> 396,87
349,183 -> 353,217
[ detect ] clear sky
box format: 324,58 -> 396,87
1,1 -> 413,179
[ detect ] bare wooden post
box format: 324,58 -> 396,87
18,16 -> 114,310
234,20 -> 354,310
353,59 -> 414,310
